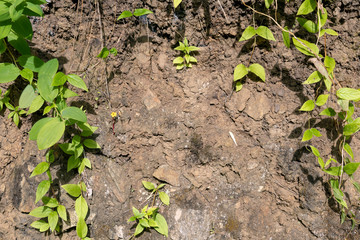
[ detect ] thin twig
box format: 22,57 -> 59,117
96,0 -> 112,109
339,136 -> 346,187
217,0 -> 229,24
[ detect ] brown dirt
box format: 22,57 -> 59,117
0,0 -> 360,239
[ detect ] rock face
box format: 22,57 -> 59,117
245,92 -> 272,121
153,165 -> 181,187
0,0 -> 360,240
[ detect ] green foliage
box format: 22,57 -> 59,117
0,2 -> 96,238
173,37 -> 199,70
117,8 -> 153,20
239,0 -> 360,226
129,181 -> 170,238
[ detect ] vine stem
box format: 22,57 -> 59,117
339,137 -> 346,187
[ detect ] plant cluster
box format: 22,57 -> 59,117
173,37 -> 199,70
128,181 -> 170,238
237,0 -> 360,226
0,0 -> 100,239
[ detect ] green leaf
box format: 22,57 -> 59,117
324,166 -> 342,176
0,39 -> 6,54
256,26 -> 276,41
97,47 -> 109,59
83,158 -> 91,169
31,220 -> 48,230
62,88 -> 78,98
318,8 -> 327,28
302,129 -> 313,142
142,181 -> 155,191
67,156 -> 80,172
315,94 -> 329,106
0,63 -> 20,83
52,72 -> 67,86
0,22 -> 12,40
19,85 -> 36,108
139,218 -> 150,228
61,107 -> 87,123
35,180 -> 51,203
303,71 -> 323,84
62,184 -> 81,197
159,191 -> 170,205
147,218 -> 157,228
321,28 -> 338,36
248,63 -> 265,82
24,2 -> 44,17
48,211 -> 58,232
76,218 -> 88,239
28,95 -> 44,115
134,223 -> 145,236
187,46 -> 200,52
297,0 -> 317,15
184,54 -> 190,64
173,57 -> 184,64
78,122 -> 98,136
324,56 -> 335,74
174,42 -> 185,51
13,112 -> 20,126
30,162 -> 50,177
233,64 -> 248,81
110,47 -> 117,56
57,205 -> 67,221
29,206 -> 53,218
282,26 -> 291,48
324,78 -> 332,92
29,117 -> 53,140
344,143 -> 354,160
128,216 -> 137,222
343,118 -> 360,136
343,163 -> 360,176
83,139 -> 100,149
239,26 -> 256,41
296,17 -> 316,33
337,88 -> 360,101
174,0 -> 182,8
309,145 -> 320,157
293,37 -> 319,56
36,117 -> 65,150
18,55 -> 44,72
20,68 -> 33,83
75,196 -> 88,219
133,8 -> 153,17
38,59 -> 59,102
154,213 -> 168,237
176,64 -> 184,70
42,197 -> 59,208
7,31 -> 31,55
12,15 -> 33,40
117,10 -> 133,20
189,56 -> 197,63
235,81 -> 243,92
299,100 -> 315,111
310,128 -> 322,137
265,0 -> 274,8
67,74 -> 88,92
318,157 -> 325,169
